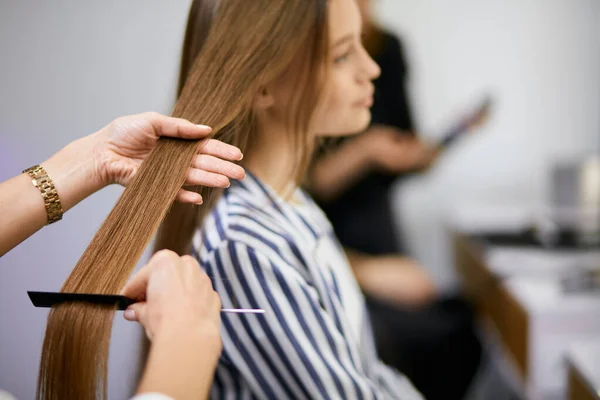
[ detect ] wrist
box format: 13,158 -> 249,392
138,322 -> 221,399
155,320 -> 222,356
41,133 -> 105,212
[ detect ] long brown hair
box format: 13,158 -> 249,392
37,1 -> 329,399
363,23 -> 386,59
357,0 -> 385,58
155,0 -> 329,255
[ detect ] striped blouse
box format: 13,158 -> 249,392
193,173 -> 422,400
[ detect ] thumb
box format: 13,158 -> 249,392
124,302 -> 155,340
123,302 -> 147,326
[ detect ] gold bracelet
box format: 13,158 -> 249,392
23,165 -> 64,224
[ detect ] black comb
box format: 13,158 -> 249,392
27,291 -> 136,310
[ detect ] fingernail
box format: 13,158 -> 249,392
196,124 -> 211,130
124,309 -> 136,320
238,153 -> 244,161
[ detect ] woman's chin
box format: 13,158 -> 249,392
347,112 -> 372,134
316,111 -> 372,137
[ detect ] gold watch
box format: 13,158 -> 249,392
23,165 -> 64,224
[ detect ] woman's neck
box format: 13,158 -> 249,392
243,122 -> 301,199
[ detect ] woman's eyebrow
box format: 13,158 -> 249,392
331,34 -> 354,48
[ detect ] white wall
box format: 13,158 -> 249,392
0,0 -> 598,398
374,0 -> 600,288
0,1 -> 191,399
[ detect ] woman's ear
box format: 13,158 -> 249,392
253,87 -> 275,110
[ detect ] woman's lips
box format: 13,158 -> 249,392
355,95 -> 374,108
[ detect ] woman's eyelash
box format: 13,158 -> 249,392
334,49 -> 353,63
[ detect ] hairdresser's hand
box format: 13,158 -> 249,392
363,125 -> 438,174
123,250 -> 221,399
121,250 -> 222,343
93,112 -> 245,204
40,112 -> 245,214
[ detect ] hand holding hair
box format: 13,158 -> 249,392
0,112 -> 245,257
89,112 -> 245,204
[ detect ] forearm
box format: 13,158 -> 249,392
345,248 -> 437,306
137,327 -> 221,400
345,248 -> 417,273
309,136 -> 372,202
344,247 -> 368,272
0,134 -> 103,256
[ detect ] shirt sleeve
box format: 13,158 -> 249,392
205,239 -> 423,400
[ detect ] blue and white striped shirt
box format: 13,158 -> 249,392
193,173 -> 422,400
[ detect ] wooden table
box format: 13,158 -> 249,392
453,233 -> 529,375
567,342 -> 600,400
452,232 -> 600,400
